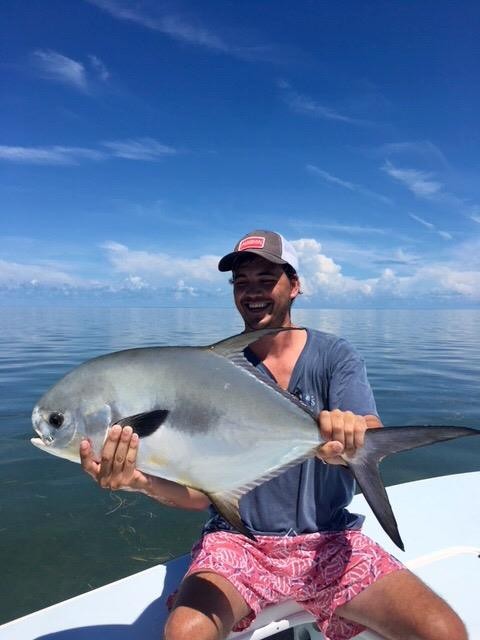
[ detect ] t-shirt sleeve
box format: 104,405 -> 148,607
326,338 -> 378,416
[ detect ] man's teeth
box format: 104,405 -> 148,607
248,302 -> 268,309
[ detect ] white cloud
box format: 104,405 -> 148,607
383,161 -> 442,198
2,238 -> 479,304
379,141 -> 448,166
102,241 -> 222,283
175,279 -> 198,299
292,238 -> 373,298
87,0 -> 274,61
31,49 -> 110,92
409,214 -> 452,240
32,49 -> 88,91
88,54 -> 110,81
0,138 -> 178,165
280,84 -> 370,126
0,259 -> 79,287
102,138 -> 178,160
0,145 -> 105,165
307,164 -> 392,205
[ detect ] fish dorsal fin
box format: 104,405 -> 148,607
114,410 -> 169,438
230,352 -> 318,420
206,327 -> 317,421
207,327 -> 303,359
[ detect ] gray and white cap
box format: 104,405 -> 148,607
218,229 -> 299,273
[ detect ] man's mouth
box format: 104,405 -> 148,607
246,302 -> 270,312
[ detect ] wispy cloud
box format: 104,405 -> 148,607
307,164 -> 393,205
382,161 -> 443,199
409,214 -> 452,240
32,49 -> 88,91
88,0 -> 275,62
88,54 -> 110,81
382,160 -> 474,215
279,80 -> 373,126
0,145 -> 106,165
378,141 -> 449,166
0,138 -> 178,165
102,138 -> 178,160
31,49 -> 110,92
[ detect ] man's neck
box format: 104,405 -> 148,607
248,322 -> 302,360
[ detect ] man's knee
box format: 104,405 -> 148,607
419,607 -> 467,640
164,607 -> 221,640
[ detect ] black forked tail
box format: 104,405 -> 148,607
346,426 -> 479,551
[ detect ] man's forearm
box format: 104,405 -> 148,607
142,475 -> 211,511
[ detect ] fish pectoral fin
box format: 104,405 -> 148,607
206,491 -> 256,541
114,409 -> 170,438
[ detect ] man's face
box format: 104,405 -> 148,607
232,256 -> 300,330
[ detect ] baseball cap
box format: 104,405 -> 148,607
218,229 -> 299,273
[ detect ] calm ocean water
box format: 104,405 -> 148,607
1,307 -> 479,624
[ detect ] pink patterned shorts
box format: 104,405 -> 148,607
169,530 -> 404,640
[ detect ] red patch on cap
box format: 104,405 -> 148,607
238,237 -> 265,251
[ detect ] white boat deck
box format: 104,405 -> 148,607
1,472 -> 479,640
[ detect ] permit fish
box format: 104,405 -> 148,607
31,327 -> 478,551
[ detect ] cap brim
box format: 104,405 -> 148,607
218,250 -> 288,272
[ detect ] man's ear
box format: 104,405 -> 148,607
290,275 -> 302,299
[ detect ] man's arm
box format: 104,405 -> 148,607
80,425 -> 210,511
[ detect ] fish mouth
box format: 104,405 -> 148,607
31,436 -> 50,449
31,406 -> 55,445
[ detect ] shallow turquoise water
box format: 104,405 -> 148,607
0,307 -> 479,623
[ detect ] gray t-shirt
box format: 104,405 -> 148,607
204,328 -> 378,536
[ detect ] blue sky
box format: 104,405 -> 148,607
1,0 -> 479,307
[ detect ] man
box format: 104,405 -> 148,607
81,230 -> 467,640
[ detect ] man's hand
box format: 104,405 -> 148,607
80,424 -> 151,493
316,409 -> 381,464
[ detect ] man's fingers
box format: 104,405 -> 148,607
111,426 -> 134,474
331,409 -> 347,447
318,410 -> 369,458
99,424 -> 122,480
319,410 -> 333,441
80,439 -> 100,478
353,416 -> 366,450
316,441 -> 345,465
342,411 -> 355,454
123,431 -> 139,476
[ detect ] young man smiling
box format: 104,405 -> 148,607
80,230 -> 467,640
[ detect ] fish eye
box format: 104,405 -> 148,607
48,412 -> 64,428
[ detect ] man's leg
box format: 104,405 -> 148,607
335,568 -> 467,640
164,571 -> 252,640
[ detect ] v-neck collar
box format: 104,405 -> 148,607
244,328 -> 311,393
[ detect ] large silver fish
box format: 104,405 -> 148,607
31,327 -> 478,550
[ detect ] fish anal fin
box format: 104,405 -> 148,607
114,409 -> 169,438
206,491 -> 256,541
